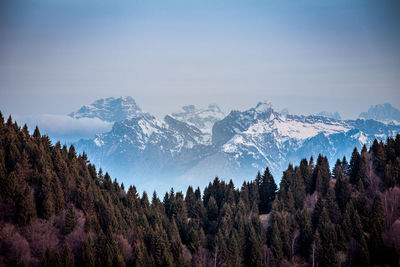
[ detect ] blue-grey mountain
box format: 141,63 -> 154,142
72,97 -> 400,193
359,103 -> 400,123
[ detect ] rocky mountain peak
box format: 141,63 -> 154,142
359,103 -> 400,122
69,96 -> 142,122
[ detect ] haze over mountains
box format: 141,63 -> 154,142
359,103 -> 400,123
68,97 -> 400,193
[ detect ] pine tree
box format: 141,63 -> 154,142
65,204 -> 77,234
207,196 -> 218,221
316,208 -> 337,267
41,248 -> 52,267
298,207 -> 313,258
384,163 -> 396,188
185,186 -> 197,218
33,126 -> 41,140
39,173 -> 55,219
334,170 -> 350,212
270,215 -> 283,261
357,154 -> 367,185
326,187 -> 340,224
247,224 -> 263,266
312,196 -> 324,230
350,147 -> 361,184
332,158 -> 342,180
61,245 -> 75,267
259,167 -> 277,213
342,156 -> 350,176
372,141 -> 386,173
16,186 -> 37,225
300,158 -> 313,194
81,236 -> 96,267
291,168 -> 306,210
1,171 -> 18,203
369,194 -> 385,265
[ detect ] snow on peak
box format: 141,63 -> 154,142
171,104 -> 225,133
69,96 -> 143,122
255,100 -> 273,113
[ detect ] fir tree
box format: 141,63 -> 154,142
65,204 -> 77,234
334,170 -> 350,212
259,167 -> 277,213
81,236 -> 96,267
350,147 -> 361,184
61,245 -> 75,267
16,186 -> 37,225
41,248 -> 52,267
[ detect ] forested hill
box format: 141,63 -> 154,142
0,112 -> 400,267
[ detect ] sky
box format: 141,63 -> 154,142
1,0 -> 400,125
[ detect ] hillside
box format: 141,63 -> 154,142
0,113 -> 400,266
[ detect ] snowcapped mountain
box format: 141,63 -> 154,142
73,97 -> 400,193
69,96 -> 142,122
316,111 -> 341,120
359,103 -> 400,123
184,103 -> 399,188
171,104 -> 225,133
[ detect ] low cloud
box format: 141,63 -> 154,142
14,114 -> 113,143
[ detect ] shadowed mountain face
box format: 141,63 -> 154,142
72,97 -> 400,192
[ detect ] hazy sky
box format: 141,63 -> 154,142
1,0 -> 400,120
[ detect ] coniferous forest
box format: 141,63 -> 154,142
0,113 -> 400,267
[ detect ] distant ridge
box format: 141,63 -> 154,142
359,103 -> 400,123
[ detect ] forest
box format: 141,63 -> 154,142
0,112 -> 400,267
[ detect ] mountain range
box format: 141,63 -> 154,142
72,97 -> 400,193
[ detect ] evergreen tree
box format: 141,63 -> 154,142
16,186 -> 37,225
41,248 -> 52,267
372,140 -> 386,173
271,215 -> 283,261
247,224 -> 263,266
342,156 -> 350,176
65,204 -> 77,234
350,148 -> 361,184
326,187 -> 340,224
298,207 -> 313,258
259,167 -> 277,213
369,194 -> 385,265
316,208 -> 337,267
185,186 -> 197,218
1,171 -> 18,202
81,236 -> 96,267
384,163 -> 396,188
207,196 -> 218,221
61,245 -> 75,267
291,168 -> 306,210
334,170 -> 350,212
332,158 -> 342,180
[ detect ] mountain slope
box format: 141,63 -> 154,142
73,98 -> 400,192
171,104 -> 225,134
